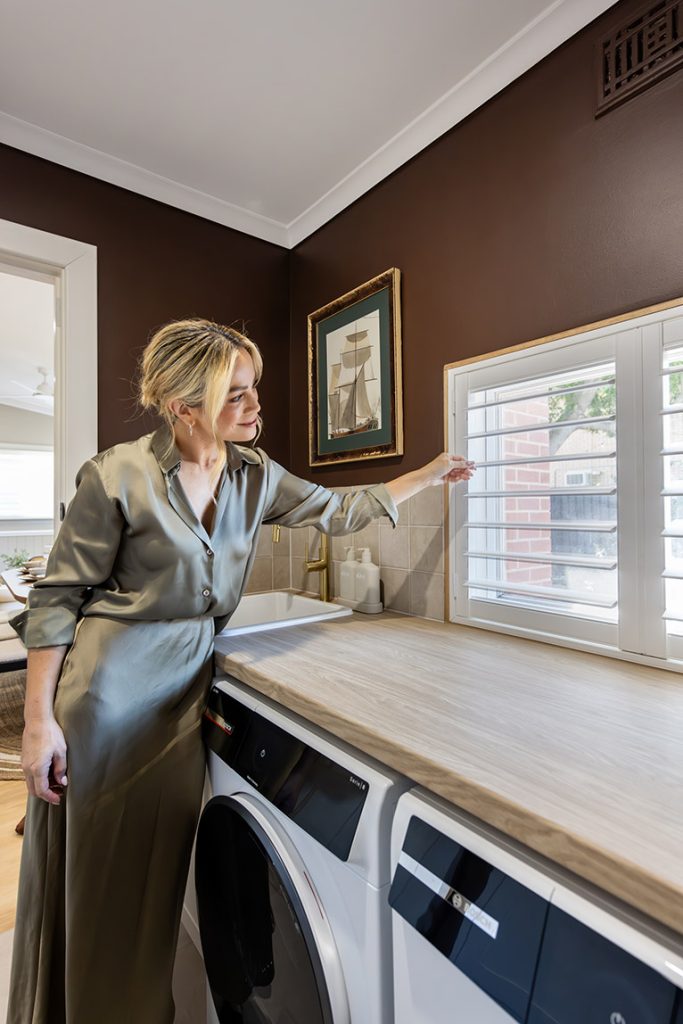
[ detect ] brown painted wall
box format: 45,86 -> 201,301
290,0 -> 683,485
0,144 -> 290,461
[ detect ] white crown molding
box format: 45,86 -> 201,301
0,111 -> 290,248
0,0 -> 616,251
285,0 -> 617,247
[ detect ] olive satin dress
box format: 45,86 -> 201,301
7,424 -> 398,1024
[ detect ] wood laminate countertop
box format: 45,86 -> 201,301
214,611 -> 683,936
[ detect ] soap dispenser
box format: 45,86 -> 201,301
339,546 -> 359,608
354,547 -> 382,614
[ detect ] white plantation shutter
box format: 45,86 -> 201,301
453,337 -> 619,647
660,316 -> 683,660
448,303 -> 683,669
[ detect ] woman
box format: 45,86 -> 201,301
7,318 -> 474,1024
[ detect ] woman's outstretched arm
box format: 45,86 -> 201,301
384,453 -> 475,506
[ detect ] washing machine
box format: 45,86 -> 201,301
389,787 -> 683,1023
192,674 -> 412,1024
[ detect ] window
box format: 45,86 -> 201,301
447,301 -> 683,670
564,471 -> 599,487
0,445 -> 54,519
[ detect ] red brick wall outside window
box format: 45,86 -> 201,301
502,399 -> 551,587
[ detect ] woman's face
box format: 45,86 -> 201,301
186,349 -> 260,443
215,350 -> 260,442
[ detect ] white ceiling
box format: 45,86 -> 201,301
0,0 -> 616,247
0,270 -> 55,417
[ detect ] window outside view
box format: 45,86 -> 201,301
466,362 -> 618,622
663,344 -> 683,636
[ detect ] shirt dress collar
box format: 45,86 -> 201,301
150,423 -> 261,478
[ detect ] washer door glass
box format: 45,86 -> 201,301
196,795 -> 339,1024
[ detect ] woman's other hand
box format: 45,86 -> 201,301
21,644 -> 70,804
421,452 -> 475,486
22,717 -> 68,805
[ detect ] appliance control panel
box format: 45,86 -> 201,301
391,813 -> 683,1023
203,685 -> 368,861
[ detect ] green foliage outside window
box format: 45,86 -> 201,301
548,364 -> 683,425
548,377 -> 615,424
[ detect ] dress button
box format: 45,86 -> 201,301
206,548 -> 214,557
202,588 -> 211,598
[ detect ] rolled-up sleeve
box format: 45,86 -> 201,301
10,459 -> 124,648
261,456 -> 399,534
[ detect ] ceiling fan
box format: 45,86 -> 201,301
0,366 -> 55,400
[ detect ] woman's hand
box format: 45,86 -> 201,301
384,453 -> 476,506
22,717 -> 68,805
420,452 -> 476,486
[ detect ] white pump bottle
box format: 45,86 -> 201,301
339,546 -> 359,608
354,547 -> 382,614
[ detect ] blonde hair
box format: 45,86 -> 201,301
139,318 -> 263,487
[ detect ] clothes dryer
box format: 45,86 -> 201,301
194,674 -> 411,1024
390,787 -> 683,1024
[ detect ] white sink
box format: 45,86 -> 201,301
217,591 -> 352,637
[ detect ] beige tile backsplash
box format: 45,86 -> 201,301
379,566 -> 411,614
410,525 -> 444,575
245,486 -> 445,622
273,555 -> 291,590
409,484 -> 444,526
246,556 -> 274,593
379,523 -> 410,569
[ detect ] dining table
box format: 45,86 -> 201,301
0,568 -> 32,605
0,569 -> 29,668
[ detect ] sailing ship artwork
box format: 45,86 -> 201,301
325,312 -> 382,441
308,267 -> 402,466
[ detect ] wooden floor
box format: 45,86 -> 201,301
0,781 -> 26,933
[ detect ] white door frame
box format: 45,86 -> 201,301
0,218 -> 97,523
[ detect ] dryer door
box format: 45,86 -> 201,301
196,793 -> 350,1024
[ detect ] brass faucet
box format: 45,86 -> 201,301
304,533 -> 330,602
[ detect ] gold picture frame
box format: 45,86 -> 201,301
307,268 -> 403,467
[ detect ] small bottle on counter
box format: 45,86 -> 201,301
354,547 -> 382,614
338,546 -> 359,608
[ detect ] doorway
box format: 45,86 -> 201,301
0,263 -> 57,569
0,221 -> 96,992
0,218 -> 97,521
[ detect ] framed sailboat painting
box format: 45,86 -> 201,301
307,268 -> 403,466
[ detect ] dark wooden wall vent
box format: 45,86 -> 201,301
596,0 -> 683,116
